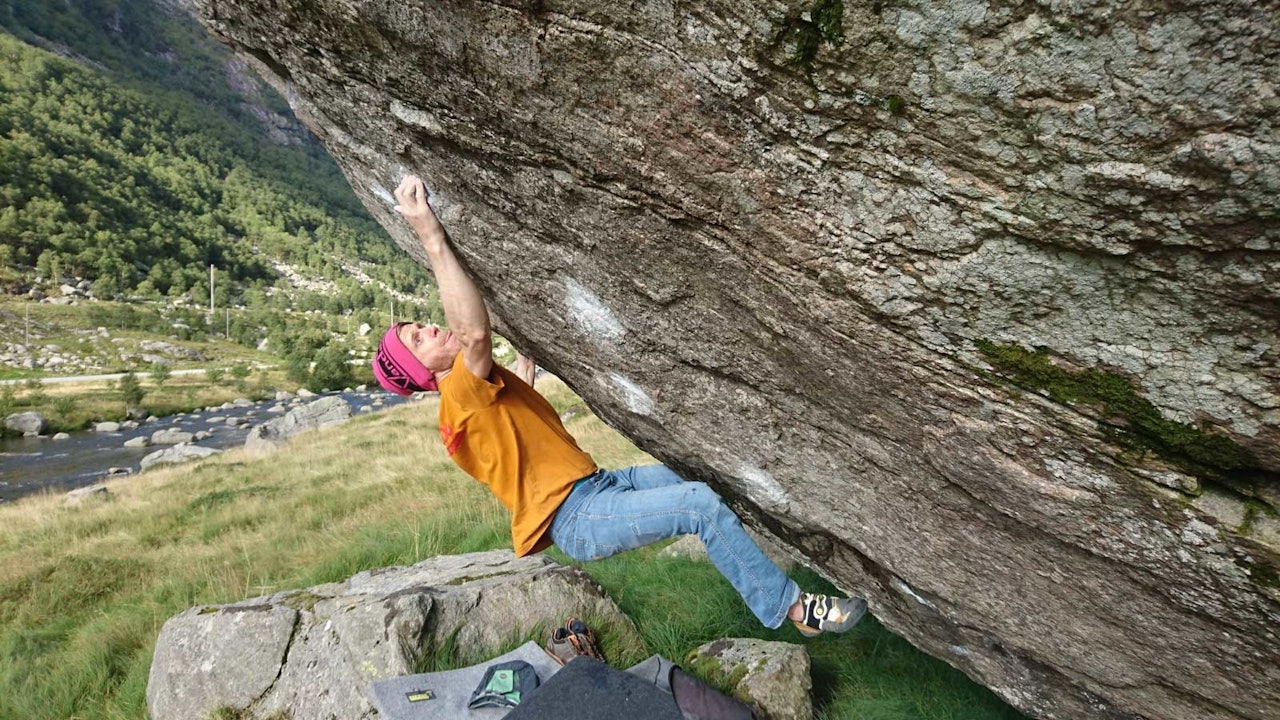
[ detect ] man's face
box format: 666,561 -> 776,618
398,322 -> 460,373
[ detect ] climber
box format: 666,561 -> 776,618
372,174 -> 868,637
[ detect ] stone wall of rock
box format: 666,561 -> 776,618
194,2 -> 1279,718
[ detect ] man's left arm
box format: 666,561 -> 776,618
514,353 -> 536,388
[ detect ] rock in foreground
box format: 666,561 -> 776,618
146,550 -> 641,720
687,638 -> 812,720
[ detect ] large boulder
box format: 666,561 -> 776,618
146,550 -> 643,720
194,3 -> 1280,719
244,395 -> 351,452
4,411 -> 48,436
140,444 -> 221,471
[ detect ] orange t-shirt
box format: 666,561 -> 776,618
437,354 -> 598,556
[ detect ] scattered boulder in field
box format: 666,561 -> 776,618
357,322 -> 371,336
686,638 -> 812,720
139,340 -> 205,361
126,406 -> 148,421
5,412 -> 48,436
146,550 -> 641,720
244,396 -> 350,453
65,484 -> 109,506
151,429 -> 194,445
140,444 -> 220,471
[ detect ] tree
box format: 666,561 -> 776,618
149,362 -> 172,388
118,371 -> 145,408
308,345 -> 352,393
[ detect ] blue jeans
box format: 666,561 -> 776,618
549,464 -> 800,629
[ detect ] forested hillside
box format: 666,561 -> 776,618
0,0 -> 431,309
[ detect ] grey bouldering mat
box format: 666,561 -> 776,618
504,657 -> 684,720
368,641 -> 563,720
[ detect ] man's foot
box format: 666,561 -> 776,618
791,592 -> 866,638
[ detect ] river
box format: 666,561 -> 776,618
0,390 -> 411,503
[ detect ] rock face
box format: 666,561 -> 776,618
244,395 -> 351,452
195,3 -> 1280,719
146,550 -> 642,720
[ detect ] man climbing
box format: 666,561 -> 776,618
373,174 -> 867,637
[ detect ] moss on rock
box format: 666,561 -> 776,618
974,340 -> 1257,480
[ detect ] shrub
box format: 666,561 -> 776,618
308,346 -> 353,393
118,371 -> 145,408
230,365 -> 251,381
52,395 -> 75,418
22,378 -> 47,406
205,366 -> 225,384
149,362 -> 172,388
284,354 -> 311,386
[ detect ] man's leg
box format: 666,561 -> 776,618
612,463 -> 687,491
557,474 -> 799,629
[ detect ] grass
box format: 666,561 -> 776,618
0,297 -> 276,374
0,369 -> 302,433
0,377 -> 1026,720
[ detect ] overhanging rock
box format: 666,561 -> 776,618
194,2 -> 1280,718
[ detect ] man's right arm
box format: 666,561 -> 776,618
394,175 -> 493,379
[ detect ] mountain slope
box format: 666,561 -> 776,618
0,0 -> 431,306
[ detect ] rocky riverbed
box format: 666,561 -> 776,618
0,388 -> 410,503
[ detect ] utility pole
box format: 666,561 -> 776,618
209,264 -> 215,314
25,302 -> 30,347
225,308 -> 230,339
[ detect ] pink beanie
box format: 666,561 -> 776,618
372,323 -> 438,395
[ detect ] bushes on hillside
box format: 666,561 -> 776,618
282,341 -> 355,393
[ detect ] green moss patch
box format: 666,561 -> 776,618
974,340 -> 1257,479
778,0 -> 845,72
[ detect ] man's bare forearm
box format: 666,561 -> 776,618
393,175 -> 493,378
416,226 -> 491,344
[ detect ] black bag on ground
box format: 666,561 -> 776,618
505,657 -> 685,720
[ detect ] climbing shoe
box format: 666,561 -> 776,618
792,593 -> 866,638
544,617 -> 605,665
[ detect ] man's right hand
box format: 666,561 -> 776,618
393,175 -> 445,241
